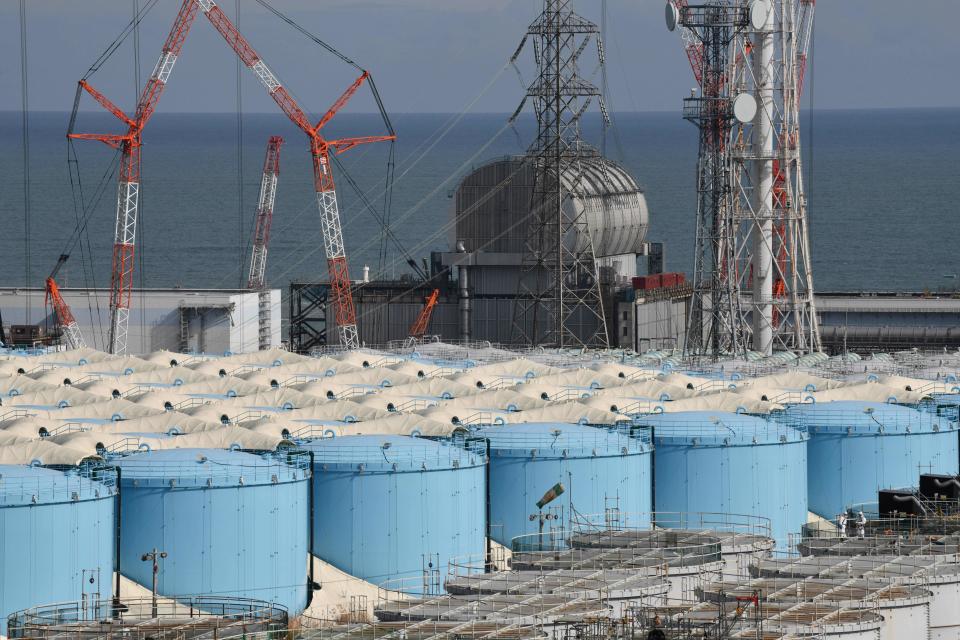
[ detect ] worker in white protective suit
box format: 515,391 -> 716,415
838,513 -> 848,539
857,510 -> 867,539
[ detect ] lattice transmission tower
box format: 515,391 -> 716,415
510,0 -> 609,349
670,1 -> 752,358
729,0 -> 821,355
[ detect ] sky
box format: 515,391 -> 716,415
0,0 -> 958,115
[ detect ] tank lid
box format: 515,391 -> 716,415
0,464 -> 115,506
477,422 -> 647,457
784,401 -> 952,435
636,411 -> 806,446
115,447 -> 308,487
302,435 -> 483,472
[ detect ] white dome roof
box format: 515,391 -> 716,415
452,156 -> 649,257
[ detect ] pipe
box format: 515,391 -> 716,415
891,493 -> 929,516
484,438 -> 492,572
306,450 -> 318,606
458,264 -> 471,342
113,466 -> 122,614
751,1 -> 774,355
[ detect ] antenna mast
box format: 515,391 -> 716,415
670,1 -> 751,358
729,0 -> 821,354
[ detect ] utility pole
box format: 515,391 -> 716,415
141,548 -> 167,618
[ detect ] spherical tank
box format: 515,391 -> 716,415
303,434 -> 485,589
477,422 -> 652,548
637,411 -> 808,548
0,464 -> 116,636
785,400 -> 959,519
115,448 -> 309,614
452,157 -> 648,257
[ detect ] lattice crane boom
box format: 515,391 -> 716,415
195,0 -> 394,350
46,278 -> 86,351
68,0 -> 201,355
247,136 -> 283,291
44,255 -> 86,351
407,289 -> 440,343
795,0 -> 816,99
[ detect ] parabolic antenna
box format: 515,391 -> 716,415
665,2 -> 679,31
733,93 -> 758,124
750,0 -> 771,30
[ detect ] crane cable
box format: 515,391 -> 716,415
250,0 -> 400,274
134,0 -> 147,354
61,0 -> 159,348
19,0 -> 32,325
255,59 -> 514,289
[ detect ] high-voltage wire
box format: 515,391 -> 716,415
19,0 -> 31,323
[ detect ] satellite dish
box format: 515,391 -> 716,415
733,93 -> 758,123
665,2 -> 679,31
750,0 -> 771,30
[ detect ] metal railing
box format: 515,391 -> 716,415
110,448 -> 312,483
571,511 -> 773,542
507,527 -> 725,573
471,426 -> 649,453
0,464 -> 117,505
305,438 -> 486,468
6,595 -> 288,640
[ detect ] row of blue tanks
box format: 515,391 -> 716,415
1,397 -> 959,632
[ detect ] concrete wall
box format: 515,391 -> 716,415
0,288 -> 281,355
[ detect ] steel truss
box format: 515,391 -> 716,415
511,0 -> 610,349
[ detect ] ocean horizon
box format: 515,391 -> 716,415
0,108 -> 957,300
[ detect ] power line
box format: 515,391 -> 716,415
19,0 -> 31,324
236,0 -> 246,291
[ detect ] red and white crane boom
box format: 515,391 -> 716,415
795,0 -> 815,99
194,0 -> 394,349
247,136 -> 283,291
406,288 -> 439,346
69,0 -> 200,355
45,255 -> 86,350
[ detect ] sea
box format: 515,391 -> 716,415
0,108 -> 957,297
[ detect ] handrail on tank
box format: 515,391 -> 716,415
625,414 -> 805,440
376,574 -> 448,603
468,425 -> 650,452
0,464 -> 117,504
0,408 -> 33,424
570,511 -> 773,541
106,447 -> 312,481
299,439 -> 485,467
507,527 -> 725,573
6,595 -> 288,639
777,404 -> 954,434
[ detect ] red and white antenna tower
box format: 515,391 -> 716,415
195,0 -> 394,350
729,0 -> 820,354
68,0 -> 201,355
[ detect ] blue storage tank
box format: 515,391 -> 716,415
302,435 -> 485,589
477,422 -> 652,547
635,411 -> 807,548
115,448 -> 309,614
785,400 -> 960,519
0,464 -> 116,636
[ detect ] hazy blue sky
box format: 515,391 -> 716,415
0,0 -> 957,114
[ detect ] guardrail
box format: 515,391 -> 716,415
6,595 -> 288,640
0,464 -> 117,505
571,511 -> 773,542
